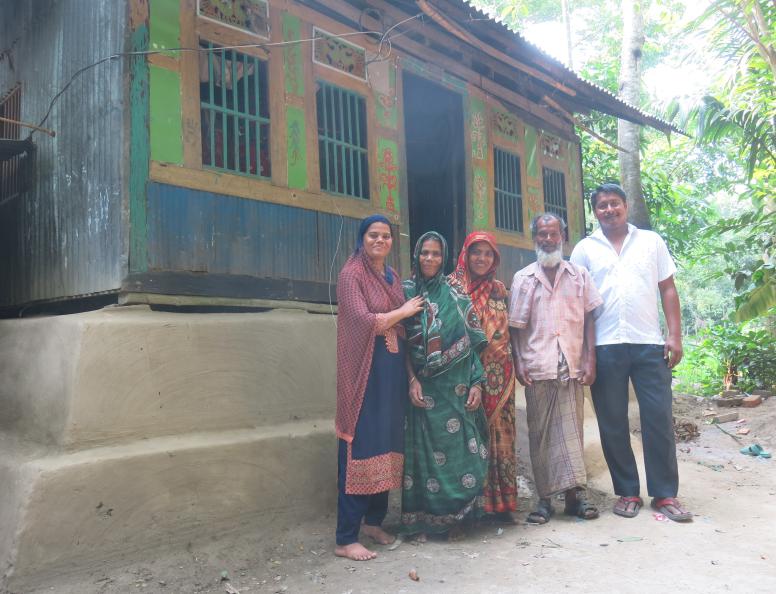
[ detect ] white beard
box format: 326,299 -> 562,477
535,244 -> 563,268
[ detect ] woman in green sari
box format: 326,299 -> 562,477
401,231 -> 490,540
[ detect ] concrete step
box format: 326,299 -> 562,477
0,306 -> 336,449
0,420 -> 336,589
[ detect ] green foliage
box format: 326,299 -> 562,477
673,0 -> 776,321
675,319 -> 776,396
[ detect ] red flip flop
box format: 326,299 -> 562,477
651,497 -> 693,522
613,496 -> 643,518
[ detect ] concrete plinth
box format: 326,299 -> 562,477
0,306 -> 337,588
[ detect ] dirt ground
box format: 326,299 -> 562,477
11,395 -> 776,594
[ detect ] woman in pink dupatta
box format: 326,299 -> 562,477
335,215 -> 424,561
449,231 -> 518,521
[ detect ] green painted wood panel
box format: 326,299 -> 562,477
524,124 -> 542,224
282,12 -> 304,96
282,12 -> 308,189
524,125 -> 539,178
374,64 -> 398,130
149,65 -> 184,165
149,0 -> 180,55
287,106 -> 307,189
468,94 -> 489,229
377,137 -> 400,213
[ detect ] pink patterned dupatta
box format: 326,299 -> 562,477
335,250 -> 405,443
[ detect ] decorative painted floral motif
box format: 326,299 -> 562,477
313,28 -> 366,79
446,418 -> 461,433
470,111 -> 486,160
461,473 -> 477,489
404,474 -> 414,490
423,395 -> 436,410
492,109 -> 520,142
473,170 -> 488,227
455,384 -> 468,397
198,0 -> 269,38
377,140 -> 399,211
479,444 -> 488,460
541,133 -> 562,159
433,451 -> 447,466
468,438 -> 478,454
377,93 -> 396,126
426,478 -> 441,493
288,118 -> 302,167
282,14 -> 304,96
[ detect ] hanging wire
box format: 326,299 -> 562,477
34,30 -> 388,132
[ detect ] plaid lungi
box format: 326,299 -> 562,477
524,351 -> 586,498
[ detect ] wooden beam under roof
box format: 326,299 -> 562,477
307,0 -> 576,137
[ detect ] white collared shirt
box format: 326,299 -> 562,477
570,224 -> 676,346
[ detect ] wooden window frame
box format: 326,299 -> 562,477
315,80 -> 369,200
198,40 -> 272,179
542,165 -> 569,229
151,1 -> 398,224
493,146 -> 524,233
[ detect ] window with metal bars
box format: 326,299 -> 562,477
542,166 -> 568,225
494,147 -> 523,232
316,81 -> 369,199
0,85 -> 27,201
199,41 -> 271,178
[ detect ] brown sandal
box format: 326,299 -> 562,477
651,497 -> 692,522
613,496 -> 643,518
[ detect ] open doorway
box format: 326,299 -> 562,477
402,72 -> 466,272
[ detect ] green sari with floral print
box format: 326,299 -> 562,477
400,231 -> 490,535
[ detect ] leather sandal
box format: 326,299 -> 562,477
564,496 -> 599,520
651,497 -> 693,522
526,499 -> 555,524
613,496 -> 643,518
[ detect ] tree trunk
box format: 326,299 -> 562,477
561,0 -> 573,69
617,0 -> 651,229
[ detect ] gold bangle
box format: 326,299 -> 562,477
409,376 -> 418,385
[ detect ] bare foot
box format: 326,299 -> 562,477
414,532 -> 428,543
335,543 -> 377,561
361,524 -> 396,545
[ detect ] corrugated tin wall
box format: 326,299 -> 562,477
0,0 -> 126,307
142,182 -> 399,300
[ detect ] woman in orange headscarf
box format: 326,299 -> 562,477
449,232 -> 517,521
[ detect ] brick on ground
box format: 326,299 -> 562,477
742,394 -> 763,408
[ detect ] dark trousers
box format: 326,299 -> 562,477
591,344 -> 678,498
336,440 -> 389,546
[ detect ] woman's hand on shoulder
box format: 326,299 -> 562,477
409,377 -> 425,408
465,384 -> 482,411
400,295 -> 425,319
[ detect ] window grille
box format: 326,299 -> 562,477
542,167 -> 567,225
200,41 -> 270,178
316,81 -> 369,199
494,147 -> 523,232
0,85 -> 25,201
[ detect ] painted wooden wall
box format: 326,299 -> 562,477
130,0 -> 585,301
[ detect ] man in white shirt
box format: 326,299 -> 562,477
570,183 -> 692,522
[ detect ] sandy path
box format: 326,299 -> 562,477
15,397 -> 776,594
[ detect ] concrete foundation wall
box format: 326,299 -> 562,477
0,306 -> 337,588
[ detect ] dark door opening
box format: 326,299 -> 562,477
402,73 -> 466,272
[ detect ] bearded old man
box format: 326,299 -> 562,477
508,213 -> 602,523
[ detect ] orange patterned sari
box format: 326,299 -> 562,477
449,232 -> 517,513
